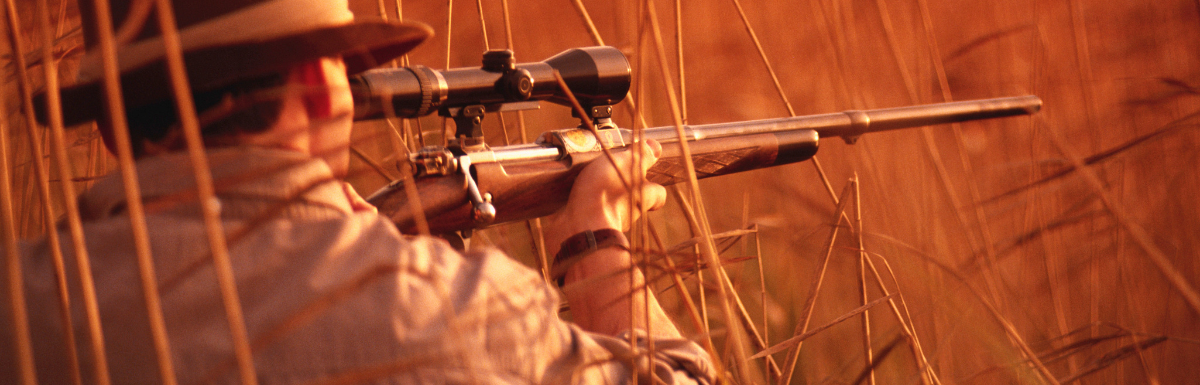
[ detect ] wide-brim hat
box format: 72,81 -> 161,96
39,0 -> 432,126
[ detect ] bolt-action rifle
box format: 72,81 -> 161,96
350,46 -> 1042,236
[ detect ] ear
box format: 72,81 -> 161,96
290,59 -> 333,119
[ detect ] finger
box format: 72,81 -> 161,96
646,138 -> 662,158
637,139 -> 661,172
641,183 -> 667,211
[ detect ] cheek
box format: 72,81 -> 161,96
324,60 -> 354,119
321,82 -> 354,148
330,86 -> 353,119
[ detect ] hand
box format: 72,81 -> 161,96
543,139 -> 667,256
542,139 -> 681,337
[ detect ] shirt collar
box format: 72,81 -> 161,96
80,147 -> 357,220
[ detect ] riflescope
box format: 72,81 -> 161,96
351,46 -> 631,121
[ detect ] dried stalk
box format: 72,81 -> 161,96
729,0 -> 795,117
853,175 -> 876,385
0,57 -> 36,385
89,0 -> 179,379
673,0 -> 687,124
643,0 -> 750,381
151,0 -> 258,382
913,0 -> 1006,308
779,180 -> 855,385
568,0 -> 651,130
754,293 -> 895,360
669,192 -> 780,378
3,0 -> 82,382
867,233 -> 1060,384
33,0 -> 112,381
1041,126 -> 1200,317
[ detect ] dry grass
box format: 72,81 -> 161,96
3,0 -> 1199,383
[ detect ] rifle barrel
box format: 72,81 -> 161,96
638,95 -> 1041,143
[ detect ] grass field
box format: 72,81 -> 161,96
4,0 -> 1199,383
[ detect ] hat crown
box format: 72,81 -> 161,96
44,0 -> 430,126
82,0 -> 275,48
74,0 -> 356,84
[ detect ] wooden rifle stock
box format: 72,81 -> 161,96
367,96 -> 1041,234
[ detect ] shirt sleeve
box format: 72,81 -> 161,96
424,239 -> 715,385
580,328 -> 716,385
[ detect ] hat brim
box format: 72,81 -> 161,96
42,19 -> 432,126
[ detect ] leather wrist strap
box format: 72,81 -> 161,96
550,229 -> 628,286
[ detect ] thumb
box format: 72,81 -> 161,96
639,139 -> 662,172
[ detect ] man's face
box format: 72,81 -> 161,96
310,57 -> 355,177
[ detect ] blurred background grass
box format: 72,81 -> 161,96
4,0 -> 1199,383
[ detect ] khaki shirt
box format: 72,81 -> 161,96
2,147 -> 713,384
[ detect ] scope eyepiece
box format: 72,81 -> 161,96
351,46 -> 631,121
